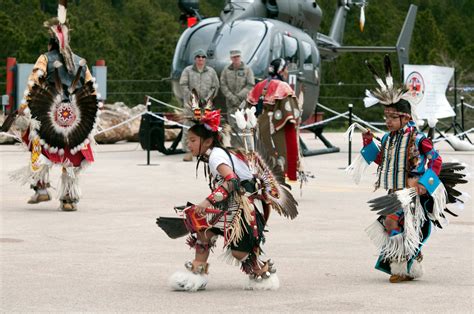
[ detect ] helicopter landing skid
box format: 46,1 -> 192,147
299,124 -> 340,156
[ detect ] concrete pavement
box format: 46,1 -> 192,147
1,133 -> 472,312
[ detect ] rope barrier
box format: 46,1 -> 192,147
351,114 -> 384,133
146,95 -> 184,111
316,103 -> 348,116
145,112 -> 190,129
95,110 -> 190,136
90,94 -> 189,135
456,102 -> 474,109
315,103 -> 384,133
365,121 -> 386,126
300,111 -> 349,129
95,111 -> 146,135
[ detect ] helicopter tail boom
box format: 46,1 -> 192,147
328,1 -> 350,45
321,4 -> 417,73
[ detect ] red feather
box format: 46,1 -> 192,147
201,109 -> 221,131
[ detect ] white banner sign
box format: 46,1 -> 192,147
404,64 -> 455,119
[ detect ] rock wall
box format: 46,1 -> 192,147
95,103 -> 145,144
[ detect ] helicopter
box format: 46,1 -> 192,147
168,0 -> 417,155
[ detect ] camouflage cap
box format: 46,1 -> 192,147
230,50 -> 241,57
193,49 -> 207,58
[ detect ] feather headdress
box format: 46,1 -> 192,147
189,88 -> 213,121
43,0 -> 75,74
363,55 -> 409,108
363,55 -> 420,125
187,88 -> 221,132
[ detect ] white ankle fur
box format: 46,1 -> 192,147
244,273 -> 280,291
169,271 -> 208,292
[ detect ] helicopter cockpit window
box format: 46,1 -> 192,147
301,41 -> 312,64
283,35 -> 299,70
184,20 -> 267,66
183,23 -> 217,63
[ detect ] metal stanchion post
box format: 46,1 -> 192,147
146,97 -> 151,165
348,103 -> 353,166
138,96 -> 159,166
428,126 -> 435,139
453,69 -> 457,135
460,96 -> 465,140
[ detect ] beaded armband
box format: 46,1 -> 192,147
206,173 -> 239,204
207,185 -> 229,204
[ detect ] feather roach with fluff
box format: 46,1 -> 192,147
383,54 -> 393,89
365,60 -> 386,91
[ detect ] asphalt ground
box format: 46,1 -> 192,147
1,132 -> 473,313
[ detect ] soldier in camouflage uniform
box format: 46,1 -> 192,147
220,50 -> 255,141
179,49 -> 219,161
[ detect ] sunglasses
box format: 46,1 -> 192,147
383,114 -> 401,121
383,112 -> 410,121
196,55 -> 206,59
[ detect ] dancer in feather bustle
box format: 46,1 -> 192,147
157,95 -> 298,291
246,58 -> 301,181
347,55 -> 469,283
11,0 -> 100,211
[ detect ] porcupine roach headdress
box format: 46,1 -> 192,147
363,55 -> 418,124
43,0 -> 75,74
189,88 -> 213,121
186,88 -> 220,131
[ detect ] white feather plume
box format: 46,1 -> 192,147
363,90 -> 379,108
58,4 -> 67,24
233,109 -> 247,130
385,75 -> 393,89
245,107 -> 257,129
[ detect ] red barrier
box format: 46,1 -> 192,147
5,57 -> 16,112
